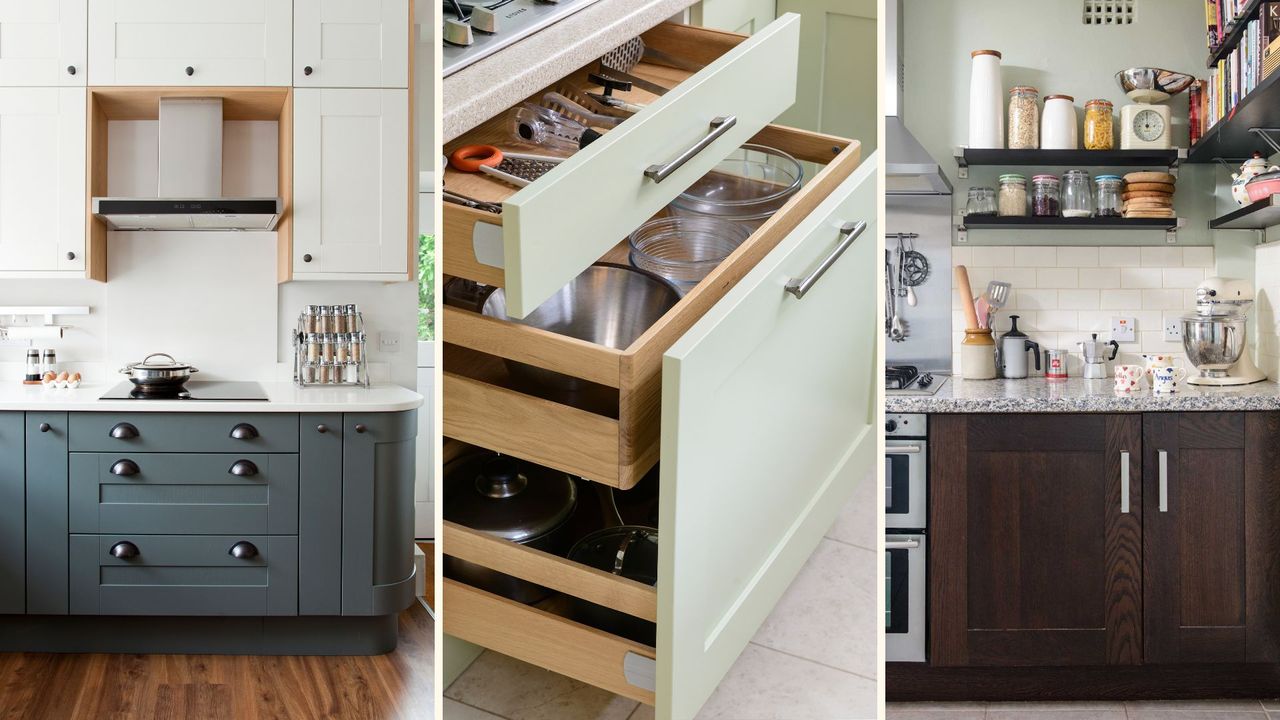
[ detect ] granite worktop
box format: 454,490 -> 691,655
443,0 -> 697,141
886,376 -> 1280,414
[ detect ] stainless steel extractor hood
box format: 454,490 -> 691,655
885,0 -> 952,196
92,98 -> 282,231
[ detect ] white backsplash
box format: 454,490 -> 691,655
1256,241 -> 1280,381
952,245 -> 1217,376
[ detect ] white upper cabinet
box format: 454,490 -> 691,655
0,1 -> 87,86
0,89 -> 85,275
294,0 -> 408,88
293,88 -> 409,280
88,0 -> 291,86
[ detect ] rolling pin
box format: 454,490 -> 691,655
955,265 -> 979,329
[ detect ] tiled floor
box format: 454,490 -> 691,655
444,470 -> 879,720
887,700 -> 1280,720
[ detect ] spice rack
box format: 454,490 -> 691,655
292,304 -> 370,387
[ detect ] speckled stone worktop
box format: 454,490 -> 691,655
443,0 -> 697,141
886,376 -> 1280,414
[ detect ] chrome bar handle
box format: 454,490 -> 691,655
1159,450 -> 1168,513
884,539 -> 920,550
643,115 -> 737,183
785,221 -> 867,299
885,445 -> 922,454
1120,451 -> 1130,514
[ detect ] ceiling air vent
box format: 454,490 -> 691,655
1083,0 -> 1135,25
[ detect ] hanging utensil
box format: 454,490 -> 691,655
986,280 -> 1011,309
448,145 -> 565,188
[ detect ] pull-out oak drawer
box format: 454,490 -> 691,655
444,124 -> 861,489
442,18 -> 806,319
69,534 -> 298,616
69,413 -> 299,454
69,453 -> 299,535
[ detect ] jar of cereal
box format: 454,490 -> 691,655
1007,86 -> 1039,149
998,174 -> 1028,216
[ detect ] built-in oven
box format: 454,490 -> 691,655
885,412 -> 926,662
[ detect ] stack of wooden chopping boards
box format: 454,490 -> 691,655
1123,171 -> 1175,219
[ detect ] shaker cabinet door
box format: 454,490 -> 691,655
293,88 -> 410,280
0,88 -> 85,275
657,152 -> 877,720
0,0 -> 86,86
88,0 -> 291,86
0,413 -> 22,614
293,0 -> 408,88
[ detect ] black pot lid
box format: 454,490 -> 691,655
443,451 -> 577,543
568,525 -> 659,586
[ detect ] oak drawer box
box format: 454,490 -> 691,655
68,413 -> 299,454
69,453 -> 299,536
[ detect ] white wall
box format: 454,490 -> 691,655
0,119 -> 417,389
1256,242 -> 1280,380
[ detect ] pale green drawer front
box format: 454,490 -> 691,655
490,14 -> 802,318
657,152 -> 879,720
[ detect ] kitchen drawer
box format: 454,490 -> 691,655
443,124 -> 862,489
69,534 -> 298,616
444,579 -> 657,705
68,413 -> 299,454
69,453 -> 299,535
442,18 -> 806,319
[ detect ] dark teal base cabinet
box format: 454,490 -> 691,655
2,410 -> 417,655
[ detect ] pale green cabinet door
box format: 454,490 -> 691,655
689,0 -> 777,34
494,14 -> 801,318
657,152 -> 878,720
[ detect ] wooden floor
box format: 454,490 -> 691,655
0,602 -> 435,720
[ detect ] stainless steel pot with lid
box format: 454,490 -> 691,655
566,525 -> 659,645
443,450 -> 579,603
119,352 -> 199,391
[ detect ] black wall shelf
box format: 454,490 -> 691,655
954,148 -> 1182,179
1187,70 -> 1280,162
959,216 -> 1183,231
1208,194 -> 1280,229
1206,0 -> 1268,67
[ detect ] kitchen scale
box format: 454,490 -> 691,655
1115,67 -> 1195,150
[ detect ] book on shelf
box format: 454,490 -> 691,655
1193,1 -> 1276,143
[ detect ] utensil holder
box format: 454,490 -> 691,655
292,305 -> 370,388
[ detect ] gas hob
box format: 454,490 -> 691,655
886,365 -> 948,396
443,0 -> 607,77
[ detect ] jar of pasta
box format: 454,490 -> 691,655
1083,99 -> 1114,150
1007,86 -> 1039,149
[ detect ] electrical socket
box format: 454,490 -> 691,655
379,331 -> 400,352
1111,316 -> 1136,343
1163,319 -> 1182,343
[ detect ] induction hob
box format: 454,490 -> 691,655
100,381 -> 269,401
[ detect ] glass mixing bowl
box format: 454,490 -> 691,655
628,216 -> 750,293
668,144 -> 803,229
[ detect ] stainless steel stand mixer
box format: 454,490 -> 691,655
1181,277 -> 1267,386
1080,334 -> 1119,379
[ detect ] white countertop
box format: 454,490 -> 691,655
886,376 -> 1280,414
443,0 -> 697,141
0,383 -> 424,413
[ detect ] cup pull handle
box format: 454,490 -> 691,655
643,115 -> 737,183
785,221 -> 867,299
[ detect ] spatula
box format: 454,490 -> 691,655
986,280 -> 1011,309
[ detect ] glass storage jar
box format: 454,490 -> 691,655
1095,174 -> 1123,217
1062,169 -> 1094,218
1007,86 -> 1039,149
998,174 -> 1028,216
1083,99 -> 1114,150
966,186 -> 997,216
1031,175 -> 1061,216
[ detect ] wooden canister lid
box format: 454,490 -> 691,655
971,49 -> 1002,58
1044,94 -> 1075,102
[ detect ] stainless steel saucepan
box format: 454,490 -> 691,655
119,353 -> 199,391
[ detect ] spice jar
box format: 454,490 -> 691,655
40,349 -> 56,377
321,333 -> 335,362
1032,175 -> 1061,216
344,363 -> 359,384
352,332 -> 365,362
300,364 -> 317,384
317,305 -> 333,334
25,348 -> 40,382
1062,169 -> 1094,218
1083,99 -> 1114,150
966,186 -> 997,216
336,334 -> 350,363
303,305 -> 321,333
305,332 -> 321,363
345,304 -> 360,332
1095,175 -> 1123,217
1007,86 -> 1039,149
998,174 -> 1028,216
1041,94 -> 1077,150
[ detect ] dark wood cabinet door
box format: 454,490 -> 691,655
1143,412 -> 1280,664
931,414 -> 1142,667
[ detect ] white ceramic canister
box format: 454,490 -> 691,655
961,328 -> 998,380
968,49 -> 1004,149
1041,94 -> 1078,150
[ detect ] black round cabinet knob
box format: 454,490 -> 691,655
185,66 -> 194,76
304,66 -> 313,76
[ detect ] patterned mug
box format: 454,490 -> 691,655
1142,353 -> 1175,381
1114,364 -> 1144,394
1151,366 -> 1188,393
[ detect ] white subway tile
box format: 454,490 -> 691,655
1100,289 -> 1143,308
1055,247 -> 1099,267
1182,246 -> 1215,268
991,267 -> 1038,288
1099,247 -> 1141,267
951,247 -> 972,266
1077,311 -> 1112,331
1014,289 -> 1057,309
971,247 -> 1006,267
1014,246 -> 1057,267
1142,288 -> 1184,310
967,268 -> 994,293
1120,267 -> 1163,289
1130,310 -> 1163,331
1037,267 -> 1079,288
1038,310 -> 1079,331
1141,247 -> 1183,267
1163,267 -> 1207,288
1006,310 -> 1038,330
1058,289 -> 1100,310
1078,268 -> 1121,288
